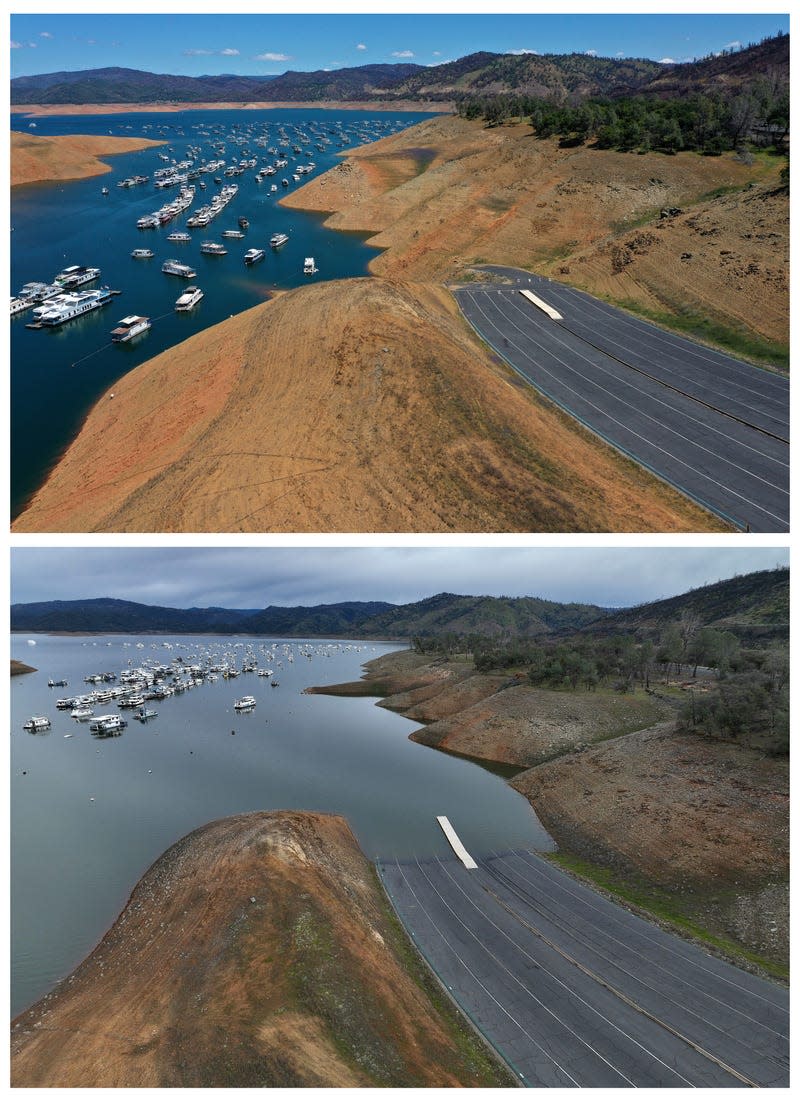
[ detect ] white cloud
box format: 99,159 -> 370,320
432,51 -> 441,56
10,40 -> 23,49
659,57 -> 676,64
219,48 -> 240,57
724,40 -> 742,50
615,51 -> 625,58
391,50 -> 414,58
254,52 -> 292,62
509,48 -> 539,55
585,49 -> 597,57
39,31 -> 53,39
356,43 -> 367,51
184,48 -> 213,56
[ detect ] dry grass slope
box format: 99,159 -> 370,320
13,277 -> 721,532
10,131 -> 164,186
11,812 -> 512,1088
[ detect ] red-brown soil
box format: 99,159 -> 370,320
10,812 -> 512,1088
10,130 -> 165,186
12,278 -> 721,533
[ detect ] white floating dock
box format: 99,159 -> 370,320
437,816 -> 478,869
519,287 -> 563,321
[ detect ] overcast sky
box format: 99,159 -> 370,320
9,546 -> 788,611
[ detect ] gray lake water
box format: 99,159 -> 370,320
10,633 -> 553,1017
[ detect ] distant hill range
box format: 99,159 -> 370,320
11,34 -> 787,107
10,568 -> 787,643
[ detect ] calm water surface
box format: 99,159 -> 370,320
10,108 -> 440,515
11,634 -> 552,1016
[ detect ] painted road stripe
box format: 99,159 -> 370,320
437,816 -> 478,869
520,288 -> 563,321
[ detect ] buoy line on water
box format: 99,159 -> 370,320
69,308 -> 175,367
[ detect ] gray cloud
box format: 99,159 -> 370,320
10,547 -> 788,613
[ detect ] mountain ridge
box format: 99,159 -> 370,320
11,35 -> 787,106
10,568 -> 787,640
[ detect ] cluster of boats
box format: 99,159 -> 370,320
12,263 -> 116,324
14,114 -> 408,329
136,185 -> 196,229
185,182 -> 239,229
22,637 -> 378,737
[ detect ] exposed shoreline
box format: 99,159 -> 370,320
311,649 -> 789,976
10,130 -> 166,187
10,659 -> 37,676
10,811 -> 511,1088
11,113 -> 784,531
12,100 -> 453,117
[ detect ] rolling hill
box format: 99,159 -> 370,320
11,568 -> 787,642
10,35 -> 787,107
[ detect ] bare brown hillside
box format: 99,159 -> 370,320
282,115 -> 787,351
10,130 -> 164,186
314,650 -> 789,969
13,278 -> 720,533
11,812 -> 511,1088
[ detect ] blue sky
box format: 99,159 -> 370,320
9,7 -> 790,78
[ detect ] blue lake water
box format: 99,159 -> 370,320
10,107 -> 440,518
10,634 -> 552,1017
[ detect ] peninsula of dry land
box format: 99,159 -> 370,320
12,115 -> 787,531
10,659 -> 36,676
12,277 -> 721,533
10,130 -> 165,187
11,811 -> 512,1088
311,649 -> 789,977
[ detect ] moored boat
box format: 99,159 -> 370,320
37,287 -> 114,327
162,259 -> 197,278
23,716 -> 51,731
111,315 -> 151,342
131,248 -> 154,259
244,248 -> 265,264
54,264 -> 101,288
303,257 -> 318,275
270,232 -> 288,248
175,285 -> 204,311
200,241 -> 227,255
234,695 -> 257,711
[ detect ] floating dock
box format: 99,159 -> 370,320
519,287 -> 563,321
436,816 -> 478,869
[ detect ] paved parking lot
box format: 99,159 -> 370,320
453,268 -> 789,532
379,848 -> 789,1088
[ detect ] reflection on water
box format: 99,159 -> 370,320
11,633 -> 552,1016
